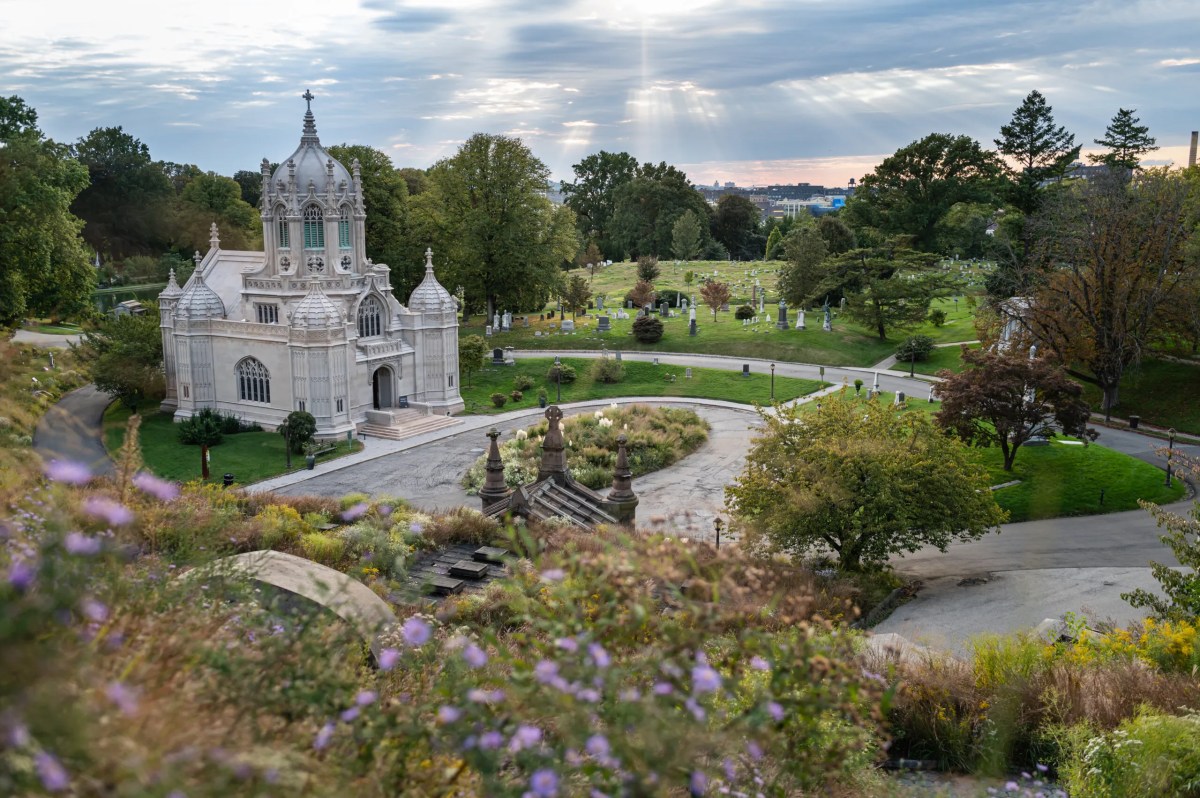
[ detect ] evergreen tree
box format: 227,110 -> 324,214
995,90 -> 1081,215
778,226 -> 827,307
1089,108 -> 1158,172
764,226 -> 783,260
671,210 -> 703,261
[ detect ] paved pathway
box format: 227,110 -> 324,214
869,339 -> 979,372
12,329 -> 84,348
33,384 -> 115,477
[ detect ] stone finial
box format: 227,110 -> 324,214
479,428 -> 511,509
537,406 -> 568,482
608,434 -> 635,501
260,157 -> 271,177
425,247 -> 435,272
351,158 -> 362,178
208,222 -> 220,250
193,250 -> 202,265
301,90 -> 318,142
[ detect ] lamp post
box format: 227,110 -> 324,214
714,516 -> 723,551
1165,428 -> 1177,487
770,363 -> 775,402
553,355 -> 562,402
909,351 -> 915,378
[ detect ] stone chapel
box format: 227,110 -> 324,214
158,93 -> 463,437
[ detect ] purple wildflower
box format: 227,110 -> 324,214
692,664 -> 722,695
81,598 -> 108,623
64,532 -> 102,556
378,647 -> 400,670
767,701 -> 784,722
355,690 -> 377,706
509,724 -> 542,752
6,559 -> 36,591
437,706 -> 462,723
749,656 -> 770,671
577,688 -> 601,703
723,758 -> 737,780
540,568 -> 565,581
652,682 -> 674,696
1004,782 -> 1019,792
341,502 -> 370,522
462,643 -> 488,668
467,688 -> 504,703
689,770 -> 708,796
105,681 -> 139,716
401,616 -> 432,646
746,740 -> 764,760
685,697 -> 706,721
619,687 -> 641,702
409,521 -> 423,534
35,751 -> 69,792
83,496 -> 134,526
587,643 -> 610,669
534,660 -> 560,684
555,637 -> 579,653
377,504 -> 393,517
1036,763 -> 1049,773
44,459 -> 92,485
479,731 -> 504,750
6,721 -> 30,748
313,722 -> 335,751
529,769 -> 558,797
132,472 -> 180,501
585,734 -> 610,757
340,707 -> 360,723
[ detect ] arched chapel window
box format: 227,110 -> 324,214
236,358 -> 271,404
357,295 -> 383,338
276,207 -> 289,249
338,207 -> 351,249
303,205 -> 324,250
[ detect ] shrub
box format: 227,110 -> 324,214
928,308 -> 947,327
895,335 -> 936,362
255,504 -> 312,551
510,390 -> 523,402
657,288 -> 686,307
632,315 -> 664,343
300,531 -> 347,565
592,358 -> 625,384
513,374 -> 535,392
636,255 -> 660,282
338,521 -> 412,579
1062,710 -> 1200,796
735,304 -> 756,320
537,387 -> 548,401
547,362 -> 577,384
490,392 -> 508,408
176,407 -> 224,447
423,507 -> 501,548
278,410 -> 317,454
854,378 -> 864,394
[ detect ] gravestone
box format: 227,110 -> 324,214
797,310 -> 806,330
560,319 -> 575,333
689,318 -> 697,336
742,363 -> 751,378
597,315 -> 611,332
502,311 -> 512,331
685,368 -> 692,379
652,357 -> 659,366
894,391 -> 906,405
485,325 -> 493,337
614,350 -> 622,361
492,348 -> 505,365
493,312 -> 500,330
523,317 -> 530,328
626,300 -> 633,309
681,298 -> 688,311
660,301 -> 669,318
596,296 -> 605,311
720,302 -> 730,312
776,301 -> 789,330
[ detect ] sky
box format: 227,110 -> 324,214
2,0 -> 1198,188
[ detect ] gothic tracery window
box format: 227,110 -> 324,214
303,205 -> 324,249
338,206 -> 351,249
236,358 -> 271,403
276,208 -> 290,249
357,295 -> 383,338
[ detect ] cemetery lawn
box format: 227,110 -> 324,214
459,357 -> 824,415
25,320 -> 84,335
103,405 -> 363,485
909,342 -> 980,376
978,438 -> 1185,523
1078,357 -> 1200,435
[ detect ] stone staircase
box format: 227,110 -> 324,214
357,408 -> 462,441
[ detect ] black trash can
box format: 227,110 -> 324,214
222,473 -> 235,487
1129,415 -> 1140,430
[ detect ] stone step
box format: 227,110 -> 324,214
426,575 -> 465,596
357,414 -> 462,441
473,546 -> 509,563
449,560 -> 489,580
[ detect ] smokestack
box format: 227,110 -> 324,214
1191,131 -> 1198,169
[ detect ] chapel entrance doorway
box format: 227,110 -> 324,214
372,366 -> 394,410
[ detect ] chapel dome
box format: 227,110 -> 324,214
407,248 -> 457,314
291,280 -> 344,329
270,99 -> 352,197
175,272 -> 225,320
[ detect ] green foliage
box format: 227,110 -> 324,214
779,225 -> 827,307
458,334 -> 488,388
895,334 -> 935,362
177,408 -> 224,447
610,163 -> 711,259
560,150 -> 640,261
1123,498 -> 1200,621
927,308 -> 947,327
84,311 -> 164,413
591,357 -> 625,384
547,362 -> 577,384
490,392 -> 508,408
635,255 -> 660,282
560,273 -> 592,316
277,410 -> 316,454
671,209 -> 703,261
712,194 -> 765,260
509,390 -> 523,402
727,391 -> 1006,570
1062,711 -> 1200,797
995,90 -> 1081,216
300,531 -> 347,566
631,314 -> 664,343
822,246 -> 949,340
817,216 -> 857,255
1089,108 -> 1158,172
175,172 -> 260,252
0,95 -> 95,325
765,226 -> 783,260
735,304 -> 756,321
513,374 -> 535,392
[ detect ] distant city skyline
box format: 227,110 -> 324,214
2,0 -> 1197,187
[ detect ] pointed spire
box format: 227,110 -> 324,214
537,406 -> 569,482
159,267 -> 183,300
193,250 -> 203,266
479,428 -> 511,509
301,89 -> 319,143
608,434 -> 636,501
208,222 -> 220,251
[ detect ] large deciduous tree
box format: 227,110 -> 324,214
560,150 -> 639,261
0,96 -> 94,325
671,210 -> 703,261
609,164 -> 710,259
819,245 -> 946,339
933,347 -> 1092,471
699,279 -> 731,322
727,392 -> 1005,571
70,126 -> 174,259
561,274 -> 592,317
778,225 -> 827,308
328,144 -> 416,294
845,133 -> 1004,251
1023,169 -> 1198,414
711,195 -> 765,260
995,90 -> 1081,216
457,334 -> 487,388
173,172 -> 260,252
1089,108 -> 1157,172
414,134 -> 578,321
83,311 -> 165,413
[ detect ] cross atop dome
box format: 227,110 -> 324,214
302,89 -> 314,112
301,90 -> 319,142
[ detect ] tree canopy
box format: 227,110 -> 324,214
83,311 -> 165,413
671,210 -> 703,261
933,346 -> 1092,471
607,163 -> 710,259
1089,108 -> 1157,172
818,245 -> 947,339
995,90 -> 1081,216
711,195 -> 765,260
726,392 -> 1006,571
560,151 -> 639,261
0,96 -> 94,325
778,225 -> 827,308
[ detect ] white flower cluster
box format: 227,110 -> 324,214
598,417 -> 614,428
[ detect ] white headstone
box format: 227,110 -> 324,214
561,319 -> 575,333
